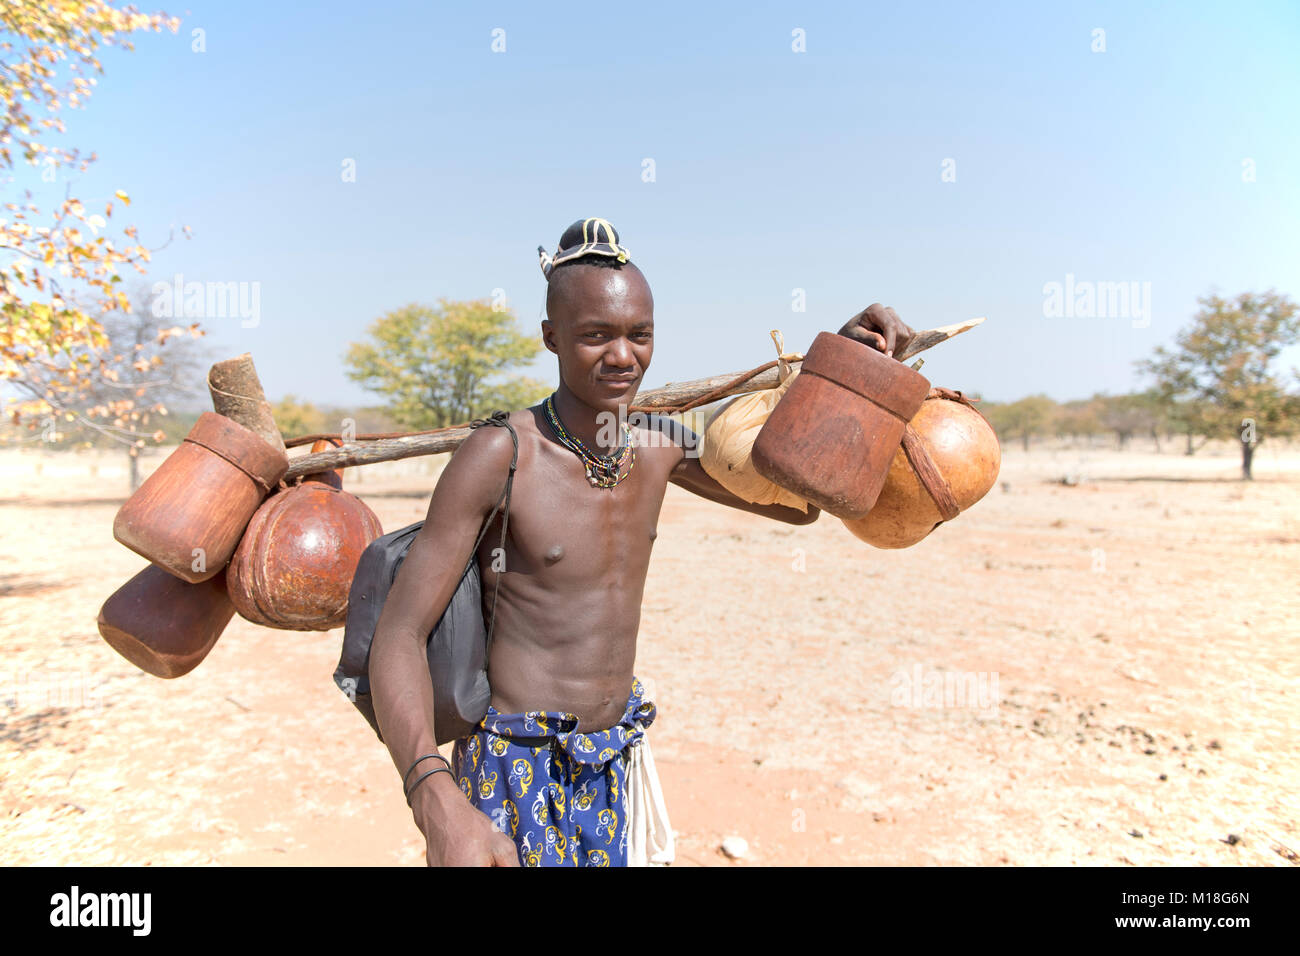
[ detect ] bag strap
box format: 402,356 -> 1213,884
465,410 -> 519,651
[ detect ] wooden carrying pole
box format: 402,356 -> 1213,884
280,318 -> 984,481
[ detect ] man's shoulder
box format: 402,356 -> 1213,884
455,408 -> 539,472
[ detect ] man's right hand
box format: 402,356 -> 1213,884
837,303 -> 916,358
412,772 -> 521,867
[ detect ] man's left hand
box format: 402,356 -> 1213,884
837,303 -> 916,359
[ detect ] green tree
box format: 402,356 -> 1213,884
1132,388 -> 1174,452
1165,396 -> 1213,456
344,299 -> 550,429
271,395 -> 333,440
1055,397 -> 1103,447
1094,392 -> 1162,451
1138,290 -> 1299,479
985,394 -> 1057,451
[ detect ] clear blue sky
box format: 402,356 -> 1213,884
34,0 -> 1300,408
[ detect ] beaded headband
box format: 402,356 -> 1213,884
538,217 -> 631,280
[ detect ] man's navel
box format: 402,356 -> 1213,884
544,544 -> 565,564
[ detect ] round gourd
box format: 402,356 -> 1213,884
842,389 -> 1000,548
226,459 -> 382,631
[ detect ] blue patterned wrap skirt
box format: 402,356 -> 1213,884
451,677 -> 657,867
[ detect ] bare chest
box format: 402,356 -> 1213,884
476,433 -> 676,579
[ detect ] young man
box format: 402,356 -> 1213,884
369,218 -> 914,866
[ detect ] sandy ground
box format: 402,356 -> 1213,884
0,439 -> 1296,867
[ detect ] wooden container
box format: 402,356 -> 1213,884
98,565 -> 236,678
752,331 -> 930,519
226,443 -> 383,631
113,412 -> 288,583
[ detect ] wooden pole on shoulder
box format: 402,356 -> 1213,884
281,318 -> 985,480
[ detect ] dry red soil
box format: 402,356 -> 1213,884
1,443 -> 1296,866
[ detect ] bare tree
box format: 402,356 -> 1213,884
10,284 -> 214,491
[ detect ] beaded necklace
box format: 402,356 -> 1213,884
543,392 -> 637,488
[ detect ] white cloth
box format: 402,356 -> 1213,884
626,735 -> 675,866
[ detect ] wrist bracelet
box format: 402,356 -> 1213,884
405,766 -> 452,806
402,753 -> 451,793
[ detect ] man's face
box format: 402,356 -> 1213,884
542,263 -> 654,412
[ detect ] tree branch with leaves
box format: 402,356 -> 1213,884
2,1 -> 181,440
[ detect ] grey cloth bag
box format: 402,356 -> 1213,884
333,411 -> 518,744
